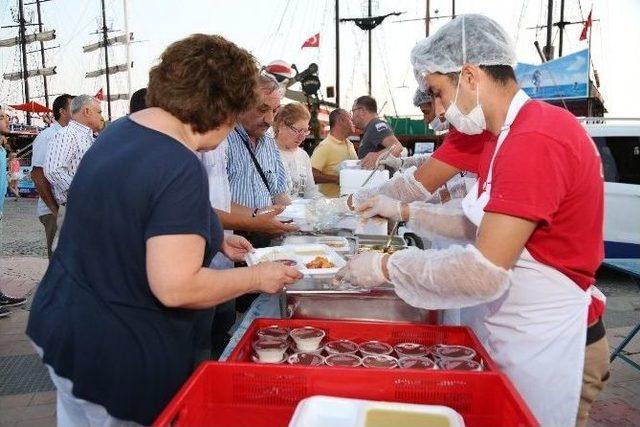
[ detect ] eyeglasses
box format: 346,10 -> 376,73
287,124 -> 310,138
350,107 -> 363,114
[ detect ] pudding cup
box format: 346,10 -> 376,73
252,338 -> 288,363
290,327 -> 326,352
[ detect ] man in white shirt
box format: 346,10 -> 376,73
45,94 -> 104,249
31,94 -> 74,258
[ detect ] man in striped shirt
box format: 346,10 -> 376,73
223,74 -> 297,246
44,94 -> 104,249
226,74 -> 291,210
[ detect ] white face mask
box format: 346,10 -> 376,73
444,72 -> 486,135
429,116 -> 449,132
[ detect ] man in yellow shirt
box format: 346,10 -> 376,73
311,108 -> 358,197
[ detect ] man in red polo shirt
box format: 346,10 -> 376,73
432,122 -> 609,427
347,119 -> 609,427
338,14 -> 607,427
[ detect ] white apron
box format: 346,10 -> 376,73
461,90 -> 589,427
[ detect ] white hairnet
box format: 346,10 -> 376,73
410,14 -> 516,85
412,89 -> 431,107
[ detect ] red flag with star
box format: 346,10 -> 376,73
579,9 -> 592,41
301,33 -> 320,48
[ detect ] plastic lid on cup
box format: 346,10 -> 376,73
290,326 -> 325,340
359,341 -> 393,356
287,352 -> 325,366
394,342 -> 429,358
324,339 -> 359,354
433,345 -> 476,360
325,353 -> 362,367
257,326 -> 290,340
362,354 -> 399,369
398,356 -> 437,370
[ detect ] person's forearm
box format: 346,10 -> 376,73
230,203 -> 252,216
163,266 -> 259,309
312,168 -> 339,184
215,209 -> 262,232
31,167 -> 58,213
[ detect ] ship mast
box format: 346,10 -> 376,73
1,0 -> 57,124
83,0 -> 133,121
33,0 -> 50,108
339,6 -> 403,97
123,0 -> 131,100
18,0 -> 31,119
100,0 -> 112,120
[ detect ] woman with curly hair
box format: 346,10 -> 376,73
27,34 -> 302,426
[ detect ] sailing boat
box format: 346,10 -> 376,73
1,0 -> 57,126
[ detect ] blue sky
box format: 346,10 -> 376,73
1,0 -> 638,120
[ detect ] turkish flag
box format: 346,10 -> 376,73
301,33 -> 320,48
579,9 -> 592,41
94,88 -> 105,101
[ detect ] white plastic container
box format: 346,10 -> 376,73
289,396 -> 465,427
339,169 -> 389,196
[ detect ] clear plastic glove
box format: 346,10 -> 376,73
352,166 -> 432,209
388,244 -> 511,309
357,195 -> 402,220
401,154 -> 430,169
379,155 -> 430,171
334,251 -> 388,288
378,156 -> 403,170
406,199 -> 477,241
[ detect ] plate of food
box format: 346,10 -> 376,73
290,244 -> 346,276
245,244 -> 346,276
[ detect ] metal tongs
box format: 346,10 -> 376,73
383,221 -> 400,253
360,147 -> 393,188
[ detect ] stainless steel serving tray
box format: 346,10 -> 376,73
283,288 -> 431,323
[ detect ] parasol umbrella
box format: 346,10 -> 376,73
9,101 -> 52,113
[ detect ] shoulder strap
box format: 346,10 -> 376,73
235,129 -> 271,193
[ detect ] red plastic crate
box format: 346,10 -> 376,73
154,362 -> 538,427
227,318 -> 500,372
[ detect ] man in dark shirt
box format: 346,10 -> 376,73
351,95 -> 403,169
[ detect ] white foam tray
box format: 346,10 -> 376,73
245,244 -> 346,276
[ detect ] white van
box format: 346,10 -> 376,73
582,118 -> 640,259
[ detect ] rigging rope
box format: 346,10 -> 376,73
375,29 -> 398,116
514,0 -> 529,46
